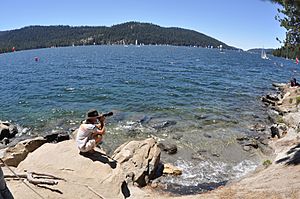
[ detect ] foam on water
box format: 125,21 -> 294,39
160,159 -> 257,187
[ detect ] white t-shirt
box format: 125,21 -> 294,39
76,123 -> 96,152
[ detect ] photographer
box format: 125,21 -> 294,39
76,109 -> 106,153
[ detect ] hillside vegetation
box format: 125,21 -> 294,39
0,22 -> 236,53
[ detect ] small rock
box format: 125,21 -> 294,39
44,132 -> 70,143
150,182 -> 158,188
243,146 -> 251,151
266,93 -> 280,101
261,96 -> 276,106
212,153 -> 220,157
172,134 -> 183,140
270,124 -> 280,138
236,136 -> 249,142
260,139 -> 269,145
250,123 -> 266,131
152,121 -> 177,130
203,133 -> 212,138
194,115 -> 209,120
191,153 -> 205,161
157,142 -> 177,154
244,139 -> 258,148
163,163 -> 182,175
0,122 -> 18,140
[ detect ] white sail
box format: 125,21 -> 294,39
261,49 -> 268,59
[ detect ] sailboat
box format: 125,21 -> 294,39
261,48 -> 269,59
135,39 -> 141,47
219,45 -> 224,53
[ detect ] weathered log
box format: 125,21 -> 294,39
4,171 -> 65,186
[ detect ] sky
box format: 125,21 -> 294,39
0,0 -> 285,50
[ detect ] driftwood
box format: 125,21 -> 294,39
4,171 -> 66,186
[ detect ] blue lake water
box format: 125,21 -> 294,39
0,45 -> 297,193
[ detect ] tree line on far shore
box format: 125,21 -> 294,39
0,22 -> 235,54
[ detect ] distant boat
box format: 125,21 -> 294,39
261,48 -> 269,59
135,39 -> 141,47
219,45 -> 225,53
122,40 -> 128,47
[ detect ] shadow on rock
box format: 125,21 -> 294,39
276,143 -> 300,165
121,181 -> 130,198
80,151 -> 117,169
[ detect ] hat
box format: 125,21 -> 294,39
86,109 -> 100,119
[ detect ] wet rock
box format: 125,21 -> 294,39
272,82 -> 286,88
270,124 -> 288,139
266,93 -> 280,101
152,120 -> 177,130
260,138 -> 269,145
243,146 -> 251,151
250,123 -> 266,131
244,139 -> 258,149
172,134 -> 183,140
0,122 -> 18,140
157,142 -> 177,154
163,163 -> 182,175
261,96 -> 276,106
212,153 -> 220,157
270,124 -> 280,138
44,132 -> 70,143
203,132 -> 212,138
112,138 -> 161,187
138,115 -> 152,125
194,115 -> 209,120
236,136 -> 249,142
0,137 -> 47,167
191,152 -> 205,161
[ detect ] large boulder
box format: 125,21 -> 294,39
157,141 -> 177,154
7,140 -> 129,199
283,112 -> 300,127
112,138 -> 161,187
0,121 -> 18,140
0,137 -> 47,167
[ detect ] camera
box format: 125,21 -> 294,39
98,112 -> 113,118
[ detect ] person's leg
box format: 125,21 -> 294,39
82,139 -> 97,152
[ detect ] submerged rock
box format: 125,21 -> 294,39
151,120 -> 177,130
243,146 -> 251,151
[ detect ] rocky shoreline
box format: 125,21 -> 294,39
1,82 -> 300,198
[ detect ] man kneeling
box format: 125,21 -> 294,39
76,109 -> 105,153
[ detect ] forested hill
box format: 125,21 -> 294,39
0,22 -> 236,53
